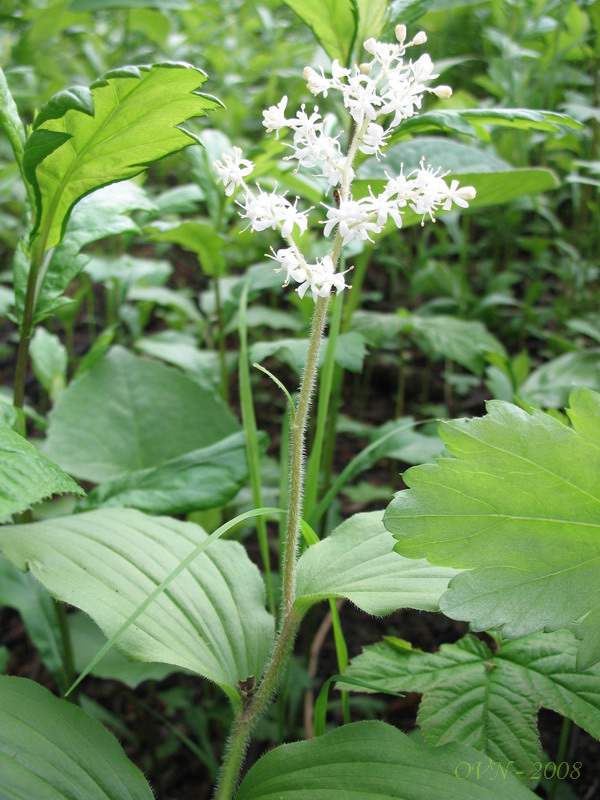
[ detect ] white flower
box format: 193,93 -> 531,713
342,73 -> 383,124
304,66 -> 334,97
238,188 -> 309,237
213,147 -> 254,196
296,255 -> 351,300
322,198 -> 382,244
267,247 -> 306,286
359,122 -> 390,159
441,179 -> 476,210
262,96 -> 290,138
363,187 -> 403,228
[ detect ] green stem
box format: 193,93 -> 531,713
548,718 -> 571,800
53,599 -> 78,703
214,273 -> 229,404
13,245 -> 45,408
214,296 -> 329,799
304,291 -> 344,520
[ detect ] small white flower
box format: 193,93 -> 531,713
304,66 -> 334,97
322,198 -> 382,244
266,247 -> 306,286
441,180 -> 476,210
359,122 -> 391,160
238,188 -> 309,237
296,255 -> 351,300
342,73 -> 382,124
262,96 -> 290,138
213,147 -> 254,196
364,187 -> 403,228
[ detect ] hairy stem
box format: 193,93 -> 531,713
214,295 -> 329,799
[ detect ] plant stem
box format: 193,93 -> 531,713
214,295 -> 329,799
53,599 -> 78,703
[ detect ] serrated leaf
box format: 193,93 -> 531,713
295,511 -> 460,614
0,426 -> 83,522
0,509 -> 274,704
24,62 -> 220,251
45,346 -> 240,482
78,431 -> 251,515
0,676 -> 153,799
385,387 -> 600,668
342,629 -> 600,780
236,720 -> 538,800
281,0 -> 358,65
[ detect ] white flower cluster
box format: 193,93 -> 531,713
213,26 -> 476,302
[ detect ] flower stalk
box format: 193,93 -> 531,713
212,25 -> 477,798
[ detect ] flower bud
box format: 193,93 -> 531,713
458,186 -> 477,201
395,24 -> 407,44
432,84 -> 453,99
303,66 -> 315,81
359,62 -> 372,73
363,37 -> 377,54
412,30 -> 427,45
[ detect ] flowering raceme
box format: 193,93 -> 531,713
214,25 -> 476,301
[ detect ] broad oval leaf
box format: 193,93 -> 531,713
236,720 -> 538,799
0,425 -> 83,522
385,387 -> 600,668
0,675 -> 153,799
282,0 -> 358,65
0,509 -> 274,704
24,62 -> 221,251
295,511 -> 460,614
45,346 -> 240,483
342,629 -> 600,781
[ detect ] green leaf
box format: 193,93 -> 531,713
334,331 -> 368,372
45,346 -> 240,482
355,0 -> 387,46
236,720 -> 538,800
383,0 -> 435,34
397,108 -> 583,140
356,138 -> 560,225
135,332 -> 222,392
29,327 -> 68,401
295,511 -> 460,614
0,509 -> 274,704
250,332 -> 365,376
0,426 -> 83,522
0,676 -> 154,799
408,313 -> 506,373
70,612 -> 180,689
520,350 -> 600,408
78,432 -> 252,515
0,555 -> 65,688
385,387 -> 600,668
24,62 -> 221,251
147,221 -> 225,275
342,630 -> 600,781
281,0 -> 358,65
70,0 -> 188,8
